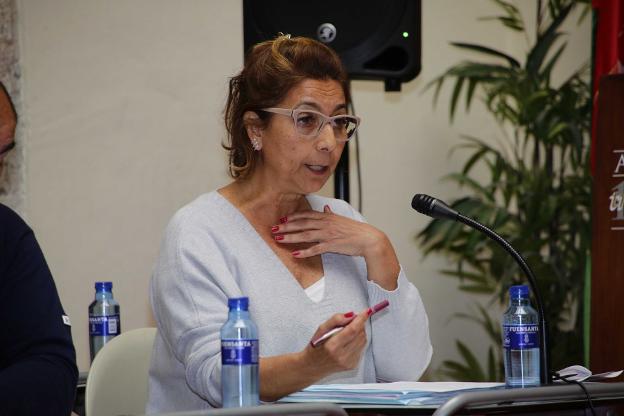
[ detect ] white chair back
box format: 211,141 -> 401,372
85,327 -> 157,416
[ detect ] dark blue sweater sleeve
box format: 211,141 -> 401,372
0,204 -> 78,416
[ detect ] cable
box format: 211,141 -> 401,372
552,372 -> 597,416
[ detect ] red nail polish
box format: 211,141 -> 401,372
275,235 -> 284,241
344,311 -> 354,318
367,308 -> 373,316
280,216 -> 288,224
271,225 -> 279,233
292,250 -> 300,256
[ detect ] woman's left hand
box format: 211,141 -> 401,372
272,205 -> 386,259
272,205 -> 400,290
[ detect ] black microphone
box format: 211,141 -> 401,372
412,193 -> 551,385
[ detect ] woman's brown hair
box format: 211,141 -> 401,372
223,35 -> 350,179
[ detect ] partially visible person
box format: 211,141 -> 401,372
0,82 -> 16,158
0,82 -> 78,416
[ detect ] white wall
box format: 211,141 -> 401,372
16,0 -> 590,373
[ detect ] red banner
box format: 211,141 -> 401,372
592,0 -> 624,173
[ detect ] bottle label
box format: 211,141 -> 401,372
89,314 -> 121,336
221,339 -> 259,365
503,324 -> 539,349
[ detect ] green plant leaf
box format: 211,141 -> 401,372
424,76 -> 446,108
458,285 -> 495,294
465,78 -> 478,112
479,0 -> 524,31
440,360 -> 475,381
526,4 -> 572,75
440,269 -> 490,284
487,347 -> 501,381
546,122 -> 569,141
541,42 -> 567,83
577,3 -> 591,24
450,77 -> 465,121
444,173 -> 492,199
461,146 -> 489,176
456,340 -> 486,381
450,42 -> 521,68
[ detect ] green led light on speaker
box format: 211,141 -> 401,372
402,31 -> 409,38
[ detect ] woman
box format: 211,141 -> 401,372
146,35 -> 432,413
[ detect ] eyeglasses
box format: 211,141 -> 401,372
0,141 -> 15,156
261,108 -> 361,141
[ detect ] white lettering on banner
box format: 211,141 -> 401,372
610,191 -> 624,211
610,151 -> 624,230
610,181 -> 624,222
615,153 -> 624,175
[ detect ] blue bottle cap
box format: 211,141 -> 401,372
95,281 -> 113,292
509,284 -> 529,298
228,297 -> 249,311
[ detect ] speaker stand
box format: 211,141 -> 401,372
334,141 -> 350,202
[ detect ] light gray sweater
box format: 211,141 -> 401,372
146,191 -> 432,413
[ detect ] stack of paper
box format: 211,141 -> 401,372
280,382 -> 504,406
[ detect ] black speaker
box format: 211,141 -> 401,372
243,0 -> 421,92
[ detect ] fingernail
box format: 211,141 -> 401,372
280,216 -> 288,224
367,308 -> 373,316
274,235 -> 284,241
344,311 -> 354,318
292,250 -> 300,256
271,225 -> 279,233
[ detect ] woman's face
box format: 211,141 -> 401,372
254,78 -> 348,195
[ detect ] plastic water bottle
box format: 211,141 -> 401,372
502,284 -> 540,387
88,281 -> 121,362
221,297 -> 259,407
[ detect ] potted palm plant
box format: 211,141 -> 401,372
420,0 -> 591,381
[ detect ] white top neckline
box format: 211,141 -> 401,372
304,276 -> 326,303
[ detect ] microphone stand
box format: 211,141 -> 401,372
411,194 -> 551,384
455,213 -> 551,385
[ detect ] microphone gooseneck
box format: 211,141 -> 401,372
412,193 -> 551,385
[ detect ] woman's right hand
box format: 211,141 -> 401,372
258,306 -> 371,402
303,307 -> 371,375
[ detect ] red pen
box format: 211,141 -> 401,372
310,299 -> 390,348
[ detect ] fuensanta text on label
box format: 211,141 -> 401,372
506,325 -> 539,333
222,340 -> 256,348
